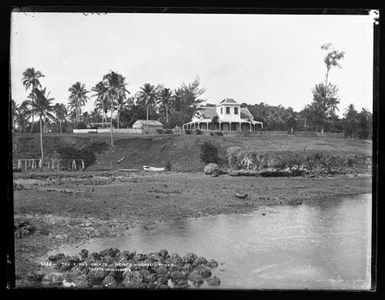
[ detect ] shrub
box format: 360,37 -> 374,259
55,144 -> 96,169
200,142 -> 219,164
185,129 -> 192,135
216,132 -> 223,136
156,129 -> 164,134
194,129 -> 202,135
204,163 -> 219,175
165,160 -> 172,171
164,129 -> 173,134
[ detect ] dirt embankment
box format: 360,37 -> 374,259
13,133 -> 372,172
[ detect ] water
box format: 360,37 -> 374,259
53,193 -> 372,290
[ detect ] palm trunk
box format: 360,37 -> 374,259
39,116 -> 44,160
30,116 -> 34,133
117,106 -> 120,129
165,106 -> 169,124
110,109 -> 114,146
59,121 -> 62,134
146,106 -> 149,133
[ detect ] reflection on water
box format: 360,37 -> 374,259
54,193 -> 372,290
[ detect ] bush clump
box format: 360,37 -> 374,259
200,142 -> 219,164
55,144 -> 96,169
194,129 -> 203,135
204,163 -> 219,175
165,160 -> 172,171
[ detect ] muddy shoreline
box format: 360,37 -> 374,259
13,171 -> 372,288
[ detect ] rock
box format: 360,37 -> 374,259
38,228 -> 49,235
193,257 -> 208,267
89,252 -> 103,261
101,273 -> 117,287
48,253 -> 65,262
207,259 -> 219,268
149,253 -> 162,262
79,249 -> 89,259
102,255 -> 115,265
122,271 -> 145,288
204,163 -> 219,175
73,274 -> 88,288
207,276 -> 221,286
235,192 -> 248,199
118,250 -> 133,261
158,249 -> 168,259
188,270 -> 204,285
195,265 -> 211,278
62,279 -> 76,288
170,270 -> 185,282
182,263 -> 193,271
156,276 -> 169,285
99,248 -> 120,258
182,252 -> 197,264
26,270 -> 45,282
140,269 -> 156,283
168,253 -> 183,266
86,269 -> 108,287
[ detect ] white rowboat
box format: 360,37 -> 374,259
143,165 -> 166,172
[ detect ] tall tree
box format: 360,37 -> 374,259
137,83 -> 158,124
102,71 -> 129,146
67,82 -> 89,128
27,88 -> 55,159
316,43 -> 344,134
22,68 -> 45,132
54,103 -> 67,134
157,86 -> 173,125
92,81 -> 110,127
321,43 -> 345,87
168,77 -> 206,126
309,83 -> 340,133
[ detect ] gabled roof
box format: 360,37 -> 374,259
132,120 -> 164,127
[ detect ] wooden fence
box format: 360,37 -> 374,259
13,158 -> 86,172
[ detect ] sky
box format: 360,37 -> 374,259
10,12 -> 375,117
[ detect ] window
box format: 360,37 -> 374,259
226,107 -> 230,114
221,107 -> 223,114
234,107 -> 239,115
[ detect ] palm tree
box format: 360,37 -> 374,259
137,83 -> 158,123
27,88 -> 55,160
22,68 -> 45,132
92,81 -> 109,127
67,82 -> 89,128
16,100 -> 33,133
102,71 -> 129,146
54,103 -> 67,133
22,68 -> 44,92
157,87 -> 173,125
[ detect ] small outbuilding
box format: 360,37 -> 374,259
132,120 -> 164,133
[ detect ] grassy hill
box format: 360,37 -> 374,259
13,133 -> 372,172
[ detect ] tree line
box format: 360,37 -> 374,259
11,43 -> 372,158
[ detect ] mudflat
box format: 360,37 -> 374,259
13,171 -> 371,285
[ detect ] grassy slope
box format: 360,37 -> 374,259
13,133 -> 372,172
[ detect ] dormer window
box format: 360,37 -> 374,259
226,107 -> 230,114
234,107 -> 239,115
221,107 -> 223,114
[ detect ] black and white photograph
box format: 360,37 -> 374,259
9,8 -> 377,290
